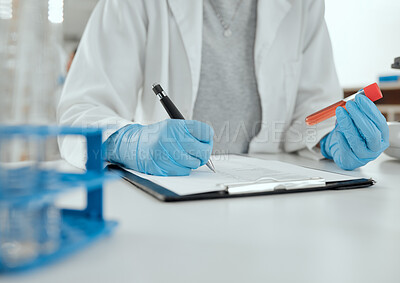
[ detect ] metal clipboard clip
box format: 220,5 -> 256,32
219,177 -> 326,195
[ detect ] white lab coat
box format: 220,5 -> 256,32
58,0 -> 343,168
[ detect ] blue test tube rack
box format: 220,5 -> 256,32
0,126 -> 118,273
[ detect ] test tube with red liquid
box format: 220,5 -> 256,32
305,83 -> 383,126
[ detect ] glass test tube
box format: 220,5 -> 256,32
0,0 -> 63,268
36,135 -> 61,255
0,135 -> 40,268
305,83 -> 383,126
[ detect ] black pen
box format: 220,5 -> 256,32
152,83 -> 216,173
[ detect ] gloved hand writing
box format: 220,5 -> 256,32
105,119 -> 214,176
320,94 -> 389,170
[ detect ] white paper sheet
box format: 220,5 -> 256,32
126,155 -> 360,196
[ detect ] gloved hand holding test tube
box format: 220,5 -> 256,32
306,83 -> 389,170
306,83 -> 383,126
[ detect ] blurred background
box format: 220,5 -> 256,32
62,0 -> 97,54
325,0 -> 400,88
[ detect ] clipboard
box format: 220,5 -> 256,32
106,156 -> 374,202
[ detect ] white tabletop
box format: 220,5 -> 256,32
3,153 -> 400,283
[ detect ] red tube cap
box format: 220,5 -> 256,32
363,83 -> 383,102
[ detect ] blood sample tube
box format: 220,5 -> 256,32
305,83 -> 383,126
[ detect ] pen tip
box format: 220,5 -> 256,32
206,160 -> 216,173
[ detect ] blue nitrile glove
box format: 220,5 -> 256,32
105,119 -> 214,176
320,94 -> 389,170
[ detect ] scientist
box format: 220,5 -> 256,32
58,0 -> 389,176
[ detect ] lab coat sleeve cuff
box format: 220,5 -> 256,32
59,117 -> 134,169
96,117 -> 134,143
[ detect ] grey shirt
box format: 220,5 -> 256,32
192,0 -> 261,155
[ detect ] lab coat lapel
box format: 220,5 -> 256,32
168,0 -> 203,102
254,0 -> 292,68
167,0 -> 293,106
